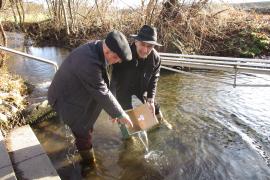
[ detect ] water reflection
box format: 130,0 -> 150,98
5,33 -> 69,103
5,34 -> 270,179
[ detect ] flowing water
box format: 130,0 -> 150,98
5,33 -> 270,180
137,130 -> 149,153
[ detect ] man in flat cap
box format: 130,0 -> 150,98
112,25 -> 172,131
48,30 -> 133,167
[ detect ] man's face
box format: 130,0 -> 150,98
135,40 -> 155,59
104,45 -> 122,65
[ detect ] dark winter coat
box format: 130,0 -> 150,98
111,43 -> 161,110
48,40 -> 125,134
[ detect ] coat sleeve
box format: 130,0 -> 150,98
147,56 -> 161,99
74,62 -> 125,118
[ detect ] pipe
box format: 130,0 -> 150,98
0,45 -> 58,71
160,57 -> 270,68
159,52 -> 270,64
161,65 -> 270,87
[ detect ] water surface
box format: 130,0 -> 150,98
6,33 -> 270,179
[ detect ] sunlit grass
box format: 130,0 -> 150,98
24,13 -> 50,23
0,66 -> 28,136
0,13 -> 50,23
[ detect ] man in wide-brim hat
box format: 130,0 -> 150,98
112,25 -> 172,131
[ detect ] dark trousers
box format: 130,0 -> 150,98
72,128 -> 93,151
55,102 -> 94,152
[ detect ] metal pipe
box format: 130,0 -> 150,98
159,52 -> 270,64
161,60 -> 270,75
161,57 -> 270,68
0,45 -> 58,71
161,65 -> 270,87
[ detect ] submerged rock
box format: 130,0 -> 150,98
24,100 -> 56,125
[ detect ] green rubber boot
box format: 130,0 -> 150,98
118,122 -> 131,140
156,111 -> 173,130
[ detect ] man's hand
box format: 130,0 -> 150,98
147,98 -> 155,117
111,113 -> 133,127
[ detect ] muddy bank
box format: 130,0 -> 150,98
3,21 -> 107,50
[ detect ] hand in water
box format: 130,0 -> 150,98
112,113 -> 133,127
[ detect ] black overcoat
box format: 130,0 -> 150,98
48,41 -> 125,134
111,43 -> 161,110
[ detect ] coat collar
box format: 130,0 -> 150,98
131,43 -> 140,60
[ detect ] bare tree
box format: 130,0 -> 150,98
95,0 -> 105,25
159,0 -> 178,22
145,0 -> 159,24
45,0 -> 52,18
60,0 -> 70,35
67,0 -> 74,33
18,0 -> 25,23
14,0 -> 23,25
9,0 -> 18,23
0,20 -> 7,67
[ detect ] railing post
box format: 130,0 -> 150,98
233,65 -> 238,88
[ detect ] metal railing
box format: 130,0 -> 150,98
1,46 -> 269,87
159,52 -> 270,87
0,46 -> 58,71
159,52 -> 270,75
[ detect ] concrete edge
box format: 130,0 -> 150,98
0,130 -> 17,180
6,125 -> 60,180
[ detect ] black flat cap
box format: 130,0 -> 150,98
105,30 -> 132,62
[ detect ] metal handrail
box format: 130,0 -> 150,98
159,52 -> 270,64
161,65 -> 270,87
0,46 -> 58,71
159,52 -> 270,87
161,57 -> 270,68
1,46 -> 269,87
160,52 -> 270,75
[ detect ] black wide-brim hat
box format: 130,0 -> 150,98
130,25 -> 163,46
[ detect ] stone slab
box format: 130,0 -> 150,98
0,131 -> 17,180
0,166 -> 17,180
6,125 -> 60,180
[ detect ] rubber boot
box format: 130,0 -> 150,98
118,122 -> 131,140
79,149 -> 96,166
156,111 -> 173,130
79,149 -> 97,177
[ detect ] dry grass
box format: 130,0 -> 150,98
24,1 -> 269,56
2,1 -> 270,55
153,4 -> 270,55
0,66 -> 28,136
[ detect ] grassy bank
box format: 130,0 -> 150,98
2,1 -> 269,57
0,66 -> 29,136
